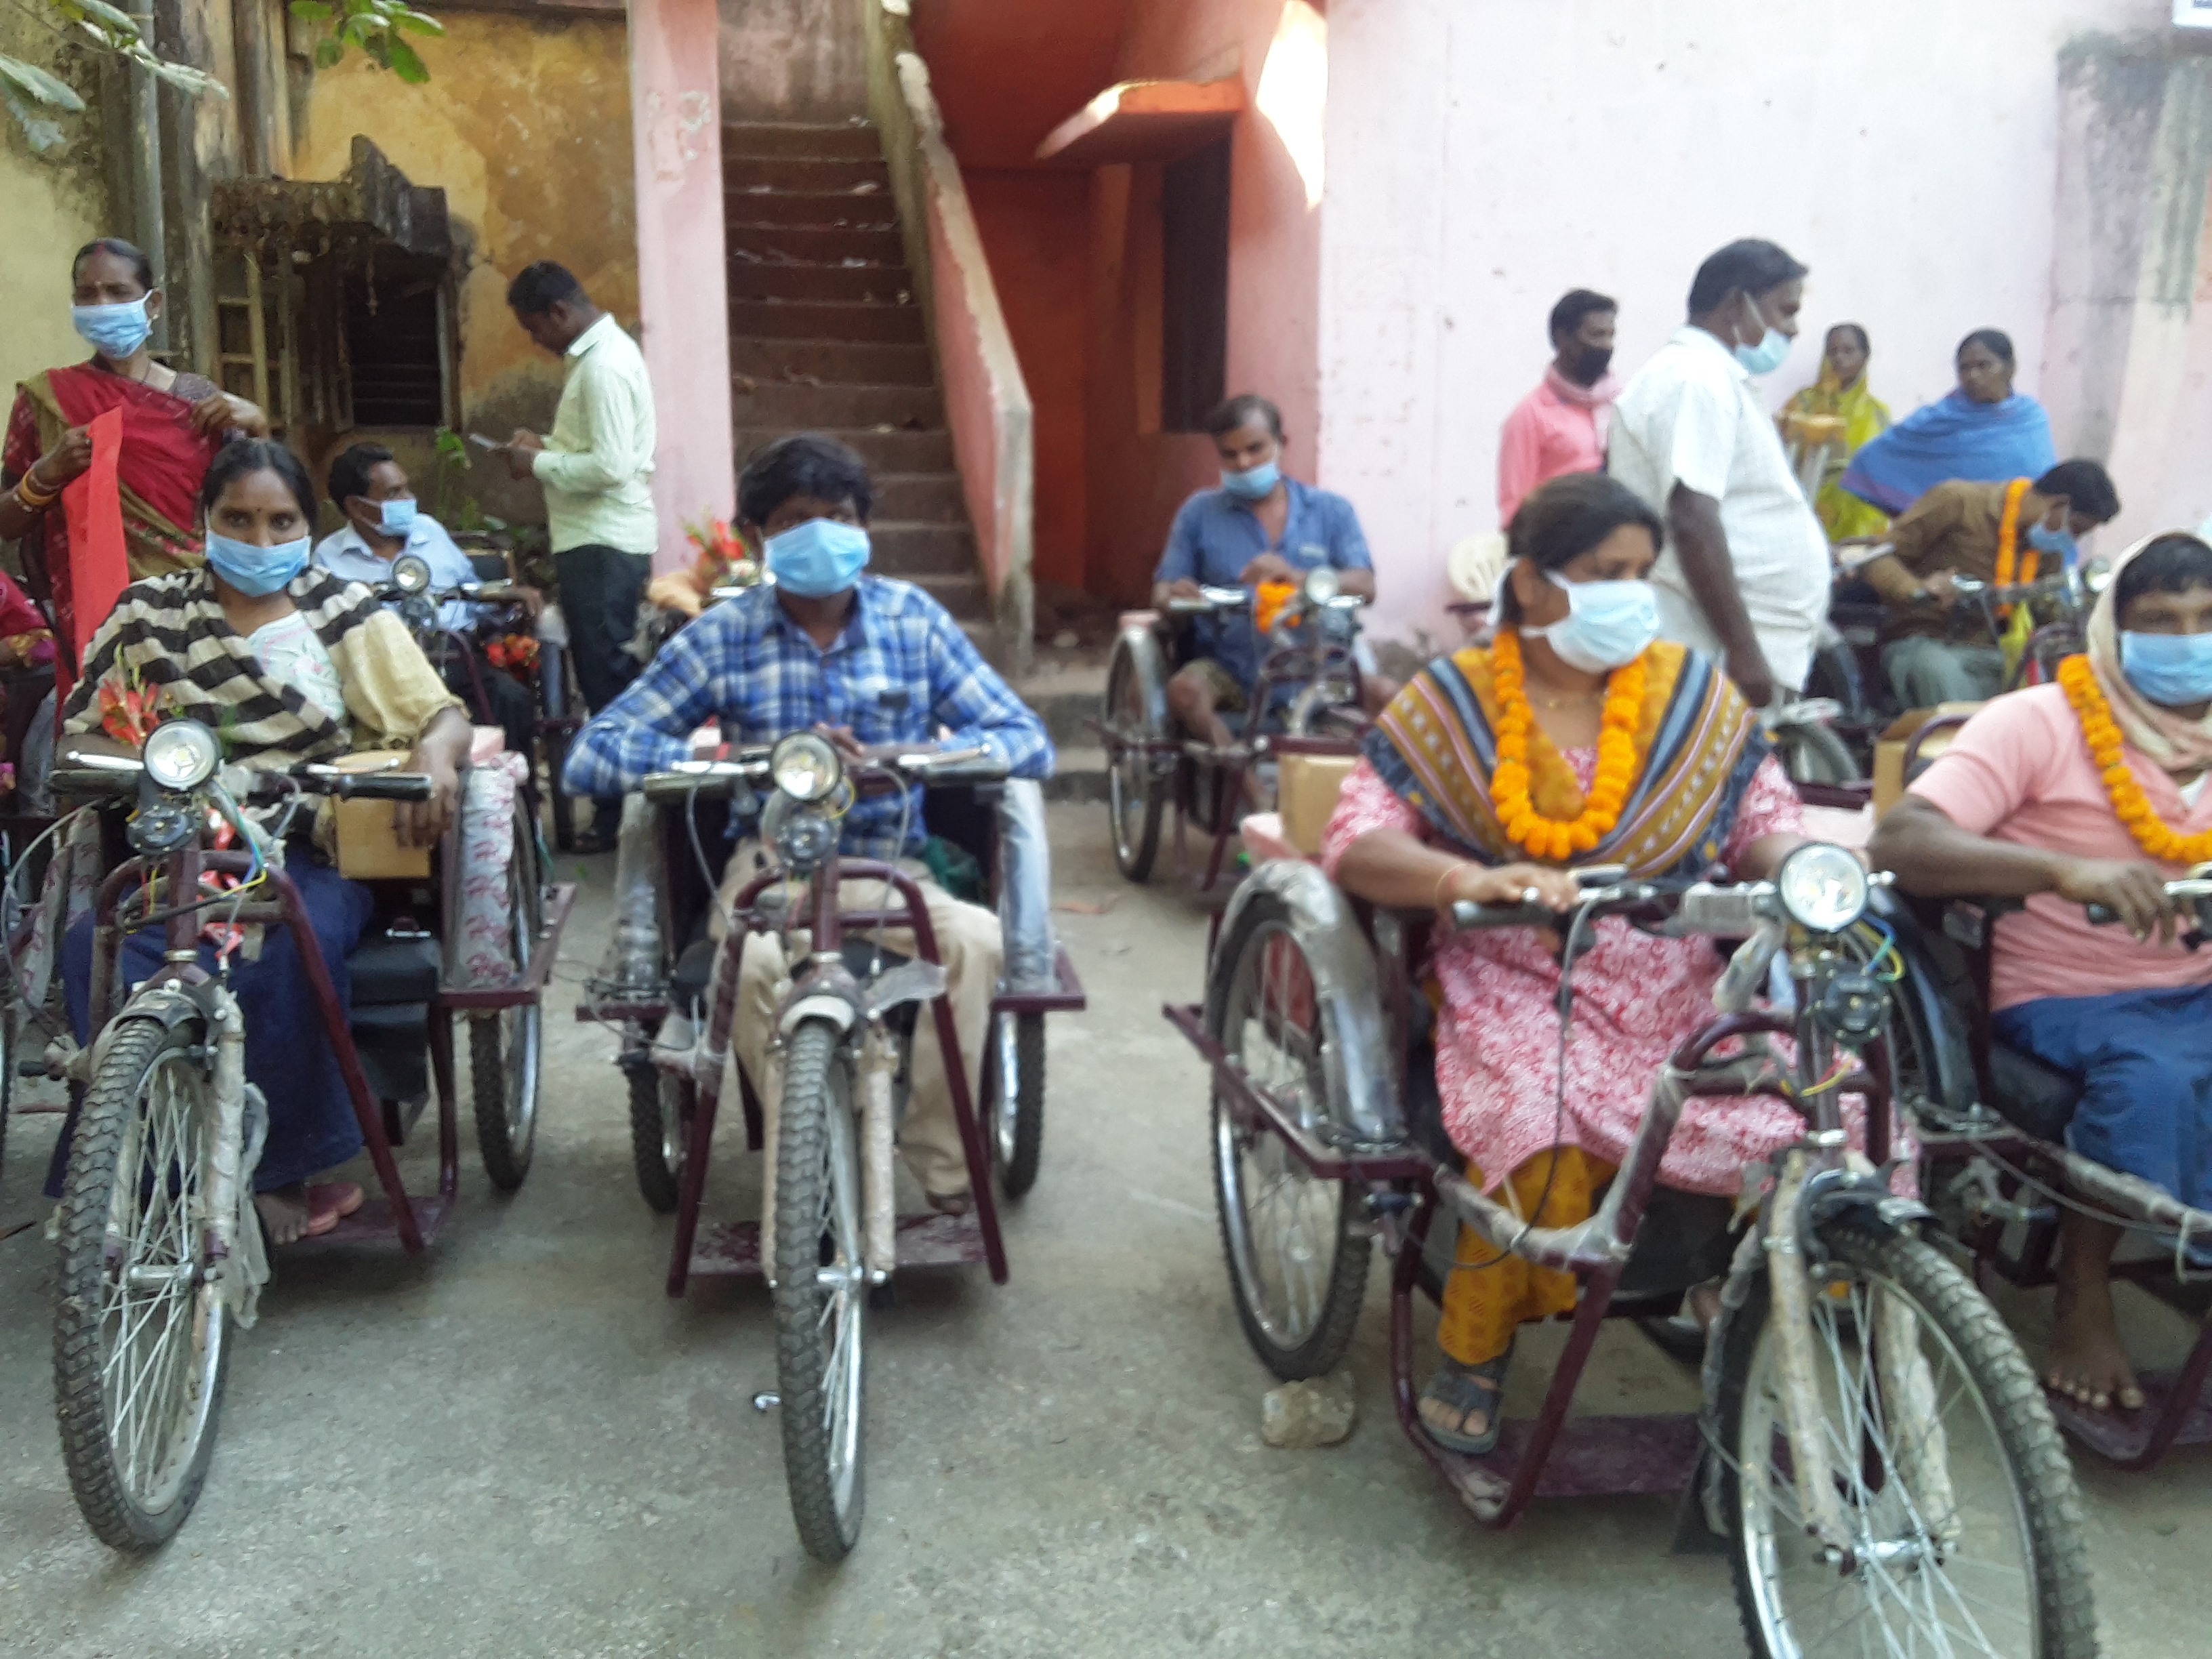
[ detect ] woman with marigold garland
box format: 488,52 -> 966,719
1322,472 -> 1816,1453
1873,531 -> 2212,1415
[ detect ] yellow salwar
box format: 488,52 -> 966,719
1436,1146 -> 1618,1366
1782,366 -> 1892,542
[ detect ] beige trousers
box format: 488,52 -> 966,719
715,841 -> 1002,1199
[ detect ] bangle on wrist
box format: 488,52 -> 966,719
1433,863 -> 1460,911
14,471 -> 58,511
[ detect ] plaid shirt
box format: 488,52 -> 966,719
562,576 -> 1052,859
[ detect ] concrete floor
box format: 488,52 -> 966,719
3,804 -> 2209,1658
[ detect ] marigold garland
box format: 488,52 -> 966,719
1490,627 -> 1646,862
1991,476 -> 2033,611
2057,653 -> 2212,863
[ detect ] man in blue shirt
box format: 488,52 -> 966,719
1152,394 -> 1380,762
315,443 -> 544,760
564,434 -> 1051,1212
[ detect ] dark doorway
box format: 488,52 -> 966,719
1160,138 -> 1230,432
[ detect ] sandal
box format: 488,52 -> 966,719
302,1182 -> 365,1237
925,1189 -> 974,1218
1418,1346 -> 1512,1456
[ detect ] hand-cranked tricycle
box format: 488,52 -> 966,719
37,720 -> 571,1551
579,732 -> 1084,1561
1095,569 -> 1370,889
1172,848 -> 2096,1657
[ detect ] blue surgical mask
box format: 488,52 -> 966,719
2026,520 -> 2077,567
205,531 -> 310,598
1221,460 -> 1280,500
376,497 -> 417,537
71,296 -> 152,361
765,517 -> 870,598
1731,294 -> 1792,377
2121,630 -> 2212,708
1525,572 -> 1662,673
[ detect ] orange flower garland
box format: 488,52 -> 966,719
1991,476 -> 2033,611
2057,653 -> 2212,864
1490,628 -> 1645,862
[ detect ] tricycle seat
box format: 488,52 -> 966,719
1986,1043 -> 2084,1143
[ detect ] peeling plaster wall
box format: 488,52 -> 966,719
1320,0 -> 2173,659
291,14 -> 638,524
720,0 -> 867,121
0,12 -> 112,407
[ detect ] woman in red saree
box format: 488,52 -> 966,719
1,237 -> 267,664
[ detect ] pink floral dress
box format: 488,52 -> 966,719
1321,749 -> 1818,1195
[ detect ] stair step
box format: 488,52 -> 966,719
874,471 -> 966,521
722,191 -> 899,228
727,155 -> 890,194
722,121 -> 881,160
728,264 -> 915,306
730,300 -> 925,344
1041,747 -> 1111,804
735,426 -> 954,472
868,520 -> 975,575
727,222 -> 907,266
735,380 -> 943,428
1013,664 -> 1109,748
730,337 -> 934,388
897,571 -> 987,621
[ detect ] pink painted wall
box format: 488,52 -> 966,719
1317,0 -> 2170,657
630,0 -> 733,568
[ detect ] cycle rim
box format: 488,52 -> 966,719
659,1073 -> 688,1179
502,852 -> 543,1151
99,1049 -> 226,1517
817,1090 -> 865,1521
1107,665 -> 1151,863
993,1011 -> 1019,1167
1737,1267 -> 2040,1657
1214,919 -> 1344,1349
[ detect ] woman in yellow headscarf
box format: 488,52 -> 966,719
1782,323 -> 1891,541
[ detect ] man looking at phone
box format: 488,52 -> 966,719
504,260 -> 657,851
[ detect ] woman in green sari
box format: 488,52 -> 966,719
1782,323 -> 1890,541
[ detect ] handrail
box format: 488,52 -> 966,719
863,0 -> 1036,672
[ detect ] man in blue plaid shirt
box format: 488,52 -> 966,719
563,434 -> 1051,1210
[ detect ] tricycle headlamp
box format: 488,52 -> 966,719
770,732 -> 843,804
1775,842 -> 1868,933
141,720 -> 220,793
1302,566 -> 1340,606
391,553 -> 433,595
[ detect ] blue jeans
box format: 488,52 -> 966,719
1994,982 -> 2212,1208
996,779 -> 1056,993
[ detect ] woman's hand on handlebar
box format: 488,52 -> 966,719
1437,860 -> 1582,918
394,708 -> 471,847
2055,858 -> 2178,944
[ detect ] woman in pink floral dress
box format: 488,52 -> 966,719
1321,473 -> 1811,1454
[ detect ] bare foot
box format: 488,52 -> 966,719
1685,1277 -> 1723,1334
926,1189 -> 973,1218
254,1185 -> 312,1247
2049,1210 -> 2145,1412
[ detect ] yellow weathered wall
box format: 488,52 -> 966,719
289,13 -> 637,518
0,15 -> 113,413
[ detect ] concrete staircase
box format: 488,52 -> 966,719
724,121 -> 987,637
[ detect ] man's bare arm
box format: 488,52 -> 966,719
1668,482 -> 1775,707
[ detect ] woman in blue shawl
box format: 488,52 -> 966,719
1839,329 -> 2056,515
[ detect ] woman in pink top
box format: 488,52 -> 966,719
1872,531 -> 2212,1414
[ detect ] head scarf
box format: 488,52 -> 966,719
2083,532 -> 2212,773
1839,389 -> 2056,516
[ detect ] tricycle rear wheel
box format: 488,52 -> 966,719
991,1010 -> 1045,1200
472,809 -> 544,1191
1207,892 -> 1370,1380
628,1059 -> 692,1214
1106,644 -> 1164,882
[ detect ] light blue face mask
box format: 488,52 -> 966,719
2026,519 -> 2078,567
375,497 -> 418,537
766,516 -> 870,598
1524,571 -> 1661,673
1221,459 -> 1280,501
205,530 -> 310,598
72,296 -> 152,362
2121,630 -> 2212,708
1731,293 -> 1792,377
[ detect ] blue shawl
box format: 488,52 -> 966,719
1839,390 -> 2055,516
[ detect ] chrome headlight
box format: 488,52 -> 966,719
1775,842 -> 1868,933
391,553 -> 433,595
142,720 -> 221,793
770,732 -> 843,803
1302,565 -> 1340,605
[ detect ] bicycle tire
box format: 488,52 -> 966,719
472,811 -> 544,1191
994,1010 -> 1046,1200
627,1061 -> 691,1214
54,1015 -> 230,1551
1718,1220 -> 2096,1658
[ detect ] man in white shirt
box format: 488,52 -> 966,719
1609,239 -> 1830,706
315,441 -> 543,760
504,260 -> 658,849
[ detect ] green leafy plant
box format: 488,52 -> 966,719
288,0 -> 443,84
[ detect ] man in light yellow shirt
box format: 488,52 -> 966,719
504,260 -> 658,847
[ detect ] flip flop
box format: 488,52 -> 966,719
1418,1346 -> 1513,1456
304,1182 -> 366,1237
